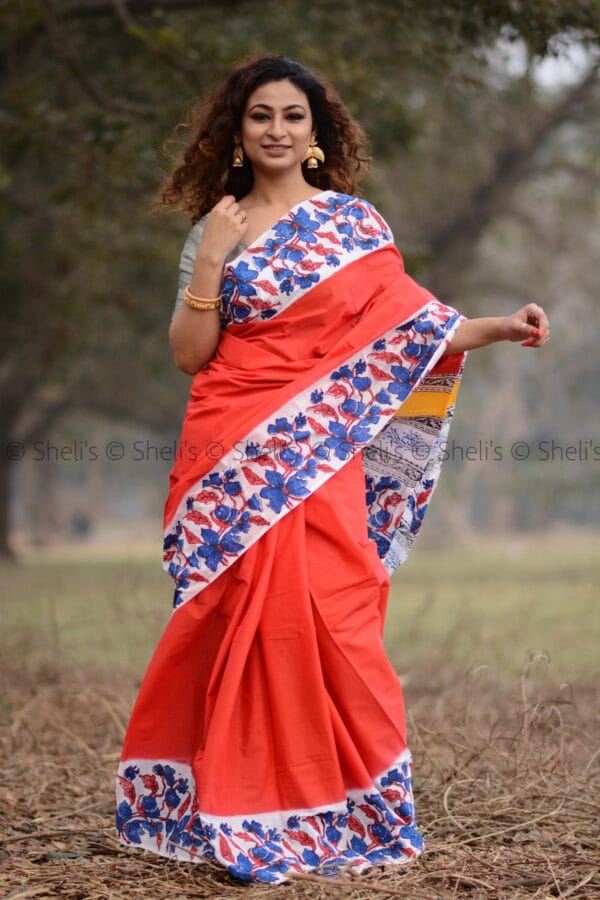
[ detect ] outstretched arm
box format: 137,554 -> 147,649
444,303 -> 550,355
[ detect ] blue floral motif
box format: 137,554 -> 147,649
332,364 -> 353,380
245,441 -> 261,458
218,192 -> 394,324
274,266 -> 294,283
140,795 -> 160,817
341,398 -> 366,417
388,365 -> 415,398
260,470 -> 310,513
117,752 -> 424,885
116,801 -> 132,829
325,420 -> 372,460
324,192 -> 355,213
267,417 -> 293,435
197,527 -> 244,571
221,260 -> 260,321
223,260 -> 258,296
163,302 -> 463,609
399,826 -> 424,850
273,206 -> 321,245
243,819 -> 266,837
164,788 -> 180,809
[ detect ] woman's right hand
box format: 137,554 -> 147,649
197,194 -> 248,264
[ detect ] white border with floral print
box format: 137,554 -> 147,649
116,746 -> 423,885
163,301 -> 465,610
220,191 -> 395,324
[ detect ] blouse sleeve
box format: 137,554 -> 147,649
171,217 -> 207,320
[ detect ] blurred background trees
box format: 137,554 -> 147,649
1,0 -> 598,557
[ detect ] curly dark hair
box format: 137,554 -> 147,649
154,53 -> 372,224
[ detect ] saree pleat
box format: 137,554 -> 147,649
120,454 -> 405,809
116,191 -> 468,883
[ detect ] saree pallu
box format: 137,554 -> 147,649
115,190 -> 468,884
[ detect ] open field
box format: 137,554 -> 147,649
3,530 -> 598,679
1,531 -> 598,898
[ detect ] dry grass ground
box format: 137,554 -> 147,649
1,532 -> 598,898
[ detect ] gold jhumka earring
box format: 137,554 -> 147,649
232,133 -> 244,167
302,131 -> 325,168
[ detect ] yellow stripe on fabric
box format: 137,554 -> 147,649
395,380 -> 460,418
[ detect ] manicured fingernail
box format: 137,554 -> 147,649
531,327 -> 540,335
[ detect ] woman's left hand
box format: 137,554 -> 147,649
502,302 -> 550,347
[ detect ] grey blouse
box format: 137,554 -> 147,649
172,214 -> 248,320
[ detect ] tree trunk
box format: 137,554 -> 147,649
426,66 -> 598,301
0,448 -> 16,561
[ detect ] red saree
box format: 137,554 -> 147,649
115,190 -> 468,884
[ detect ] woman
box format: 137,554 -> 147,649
115,54 -> 549,885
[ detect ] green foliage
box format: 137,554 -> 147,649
0,0 -> 597,428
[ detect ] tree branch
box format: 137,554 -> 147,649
15,393 -> 79,447
66,0 -> 240,16
109,0 -> 204,82
494,206 -> 559,251
39,1 -> 157,116
426,65 -> 599,297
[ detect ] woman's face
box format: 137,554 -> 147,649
240,78 -> 313,175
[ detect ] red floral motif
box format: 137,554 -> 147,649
116,751 -> 423,885
163,301 -> 464,611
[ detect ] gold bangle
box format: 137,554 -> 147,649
184,285 -> 221,311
